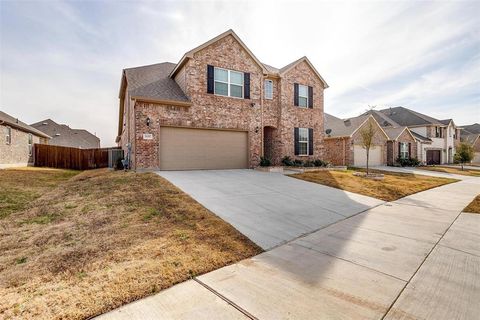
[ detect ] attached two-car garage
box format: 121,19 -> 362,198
353,145 -> 383,167
159,127 -> 249,170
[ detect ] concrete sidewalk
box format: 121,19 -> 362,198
97,177 -> 480,320
372,165 -> 475,180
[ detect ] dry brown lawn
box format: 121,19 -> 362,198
417,166 -> 480,177
0,168 -> 261,320
292,169 -> 458,201
464,195 -> 480,213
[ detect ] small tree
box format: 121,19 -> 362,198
454,142 -> 474,171
359,120 -> 377,175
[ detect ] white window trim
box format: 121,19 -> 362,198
214,67 -> 244,99
298,84 -> 309,108
298,127 -> 309,156
264,79 -> 273,100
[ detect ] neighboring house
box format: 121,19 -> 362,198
31,119 -> 100,149
0,110 -> 50,168
365,107 -> 461,165
116,29 -> 329,170
461,123 -> 480,163
323,114 -> 389,166
383,127 -> 417,166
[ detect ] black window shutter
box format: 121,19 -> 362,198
294,127 -> 299,155
408,143 -> 411,158
294,83 -> 299,106
398,143 -> 401,158
207,65 -> 214,94
308,86 -> 313,108
244,73 -> 250,99
308,128 -> 314,155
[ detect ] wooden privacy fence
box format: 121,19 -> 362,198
34,144 -> 123,170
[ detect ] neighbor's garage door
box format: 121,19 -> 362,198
473,152 -> 480,164
353,145 -> 382,166
426,150 -> 441,165
159,127 -> 248,170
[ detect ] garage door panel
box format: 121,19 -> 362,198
354,145 -> 382,166
160,127 -> 248,170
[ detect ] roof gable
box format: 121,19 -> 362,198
1,111 -> 51,139
170,29 -> 267,78
324,113 -> 388,139
279,56 -> 329,88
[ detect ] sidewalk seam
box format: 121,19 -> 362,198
193,278 -> 258,320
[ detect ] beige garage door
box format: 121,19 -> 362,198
353,145 -> 382,167
160,127 -> 248,170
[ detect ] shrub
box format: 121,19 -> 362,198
260,157 -> 271,167
396,157 -> 420,167
293,159 -> 304,167
281,156 -> 294,166
304,160 -> 315,167
313,159 -> 327,167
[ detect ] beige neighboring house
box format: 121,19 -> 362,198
460,123 -> 480,163
116,29 -> 329,170
0,110 -> 50,168
31,119 -> 100,149
365,107 -> 461,165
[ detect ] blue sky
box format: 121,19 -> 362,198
1,0 -> 479,146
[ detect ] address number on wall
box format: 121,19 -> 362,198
143,133 -> 153,140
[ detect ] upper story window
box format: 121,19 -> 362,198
264,80 -> 273,99
435,126 -> 443,138
298,85 -> 308,108
5,126 -> 11,145
214,67 -> 244,98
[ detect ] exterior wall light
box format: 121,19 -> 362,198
146,117 -> 151,127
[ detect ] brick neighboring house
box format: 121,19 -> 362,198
461,123 -> 480,163
383,127 -> 417,166
323,114 -> 389,166
0,110 -> 50,168
31,119 -> 100,149
365,107 -> 461,165
116,29 -> 329,170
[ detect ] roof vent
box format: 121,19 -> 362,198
344,119 -> 351,126
383,121 -> 390,127
42,122 -> 47,125
55,133 -> 61,136
325,129 -> 332,136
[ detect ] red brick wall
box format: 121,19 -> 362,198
324,137 -> 350,166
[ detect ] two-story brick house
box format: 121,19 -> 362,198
116,30 -> 328,170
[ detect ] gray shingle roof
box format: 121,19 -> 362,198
377,106 -> 444,126
462,123 -> 480,134
324,113 -> 370,137
364,110 -> 400,127
410,130 -> 432,142
31,119 -> 100,149
262,63 -> 280,74
124,62 -> 189,102
461,133 -> 479,144
0,110 -> 50,139
383,127 -> 407,140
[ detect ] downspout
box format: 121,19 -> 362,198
343,137 -> 346,166
260,75 -> 264,159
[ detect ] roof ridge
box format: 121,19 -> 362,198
124,61 -> 176,71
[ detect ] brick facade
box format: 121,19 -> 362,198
386,129 -> 418,165
0,125 -> 45,168
120,33 -> 327,170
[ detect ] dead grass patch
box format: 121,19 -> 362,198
0,169 -> 261,319
464,195 -> 480,214
291,169 -> 458,201
417,166 -> 480,177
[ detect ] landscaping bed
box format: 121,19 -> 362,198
464,195 -> 480,213
417,165 -> 480,177
0,168 -> 261,319
291,168 -> 458,201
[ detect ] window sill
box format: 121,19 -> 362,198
213,93 -> 246,100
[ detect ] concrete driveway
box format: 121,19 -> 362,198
157,169 -> 383,250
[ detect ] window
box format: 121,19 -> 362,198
400,142 -> 409,159
214,67 -> 243,98
435,126 -> 443,138
264,80 -> 273,99
28,133 -> 33,156
5,126 -> 11,144
298,128 -> 309,155
298,85 -> 308,107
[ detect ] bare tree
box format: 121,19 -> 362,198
359,120 -> 377,175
